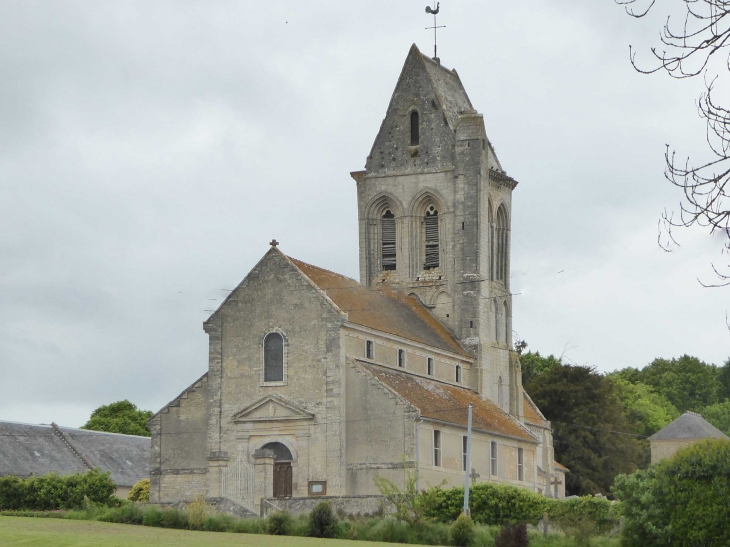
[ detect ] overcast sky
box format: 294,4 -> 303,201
1,0 -> 728,428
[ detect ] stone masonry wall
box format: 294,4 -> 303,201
211,249 -> 348,498
345,359 -> 418,495
150,375 -> 209,503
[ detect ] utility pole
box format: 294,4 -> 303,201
463,402 -> 473,516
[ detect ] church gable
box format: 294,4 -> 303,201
233,394 -> 315,423
365,44 -> 457,175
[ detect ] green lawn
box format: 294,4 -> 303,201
0,516 -> 404,547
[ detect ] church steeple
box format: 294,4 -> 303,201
351,44 -> 521,415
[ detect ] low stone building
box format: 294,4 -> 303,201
150,44 -> 567,515
0,421 -> 150,499
648,411 -> 729,464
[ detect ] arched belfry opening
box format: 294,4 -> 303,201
424,205 -> 439,270
381,209 -> 396,271
495,205 -> 509,283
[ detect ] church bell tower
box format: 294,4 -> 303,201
351,44 -> 522,415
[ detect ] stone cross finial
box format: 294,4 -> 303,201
270,239 -> 279,247
469,468 -> 480,484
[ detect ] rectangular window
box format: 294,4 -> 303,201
517,448 -> 524,481
427,358 -> 434,376
433,430 -> 441,467
366,340 -> 374,360
462,436 -> 468,471
455,365 -> 461,383
491,441 -> 498,476
398,349 -> 406,368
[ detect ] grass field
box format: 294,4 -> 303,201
0,516 -> 406,547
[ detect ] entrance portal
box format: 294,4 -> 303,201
261,442 -> 293,499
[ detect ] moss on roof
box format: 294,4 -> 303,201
359,361 -> 536,442
289,256 -> 470,358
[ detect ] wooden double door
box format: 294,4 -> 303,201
273,462 -> 292,499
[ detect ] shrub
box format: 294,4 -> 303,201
494,523 -> 528,547
0,469 -> 115,510
309,501 -> 337,538
266,511 -> 293,535
614,438 -> 730,546
548,496 -> 619,535
449,513 -> 475,546
160,507 -> 188,529
187,494 -> 210,530
424,483 -> 549,525
141,506 -> 163,527
96,502 -> 144,525
127,478 -> 150,502
374,459 -> 434,525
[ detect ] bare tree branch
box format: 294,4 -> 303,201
617,0 -> 730,287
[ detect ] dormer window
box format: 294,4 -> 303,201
381,209 -> 396,271
424,206 -> 439,270
410,111 -> 419,146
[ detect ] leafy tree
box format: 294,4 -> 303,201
614,439 -> 730,546
637,355 -> 719,412
608,377 -> 679,437
698,400 -> 730,436
519,351 -> 561,386
82,400 -> 153,437
718,358 -> 730,402
525,365 -> 642,496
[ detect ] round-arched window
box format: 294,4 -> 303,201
264,333 -> 284,382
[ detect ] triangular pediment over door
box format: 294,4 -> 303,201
233,394 -> 315,423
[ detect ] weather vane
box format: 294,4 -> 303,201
425,3 -> 445,61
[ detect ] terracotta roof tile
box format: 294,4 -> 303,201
554,460 -> 569,472
359,361 -> 536,443
289,256 -> 470,358
523,392 -> 548,427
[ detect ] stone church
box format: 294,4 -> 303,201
149,44 -> 567,514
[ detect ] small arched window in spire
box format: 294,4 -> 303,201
424,205 -> 439,270
381,209 -> 396,271
410,111 -> 420,146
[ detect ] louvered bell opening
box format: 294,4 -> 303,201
381,213 -> 396,271
424,214 -> 439,269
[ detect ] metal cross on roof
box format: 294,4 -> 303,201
425,3 -> 445,61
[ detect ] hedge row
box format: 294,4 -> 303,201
0,469 -> 116,510
421,482 -> 619,531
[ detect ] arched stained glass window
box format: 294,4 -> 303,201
264,333 -> 284,382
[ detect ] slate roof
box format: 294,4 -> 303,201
289,256 -> 471,358
648,411 -> 729,442
358,361 -> 536,443
0,421 -> 150,487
